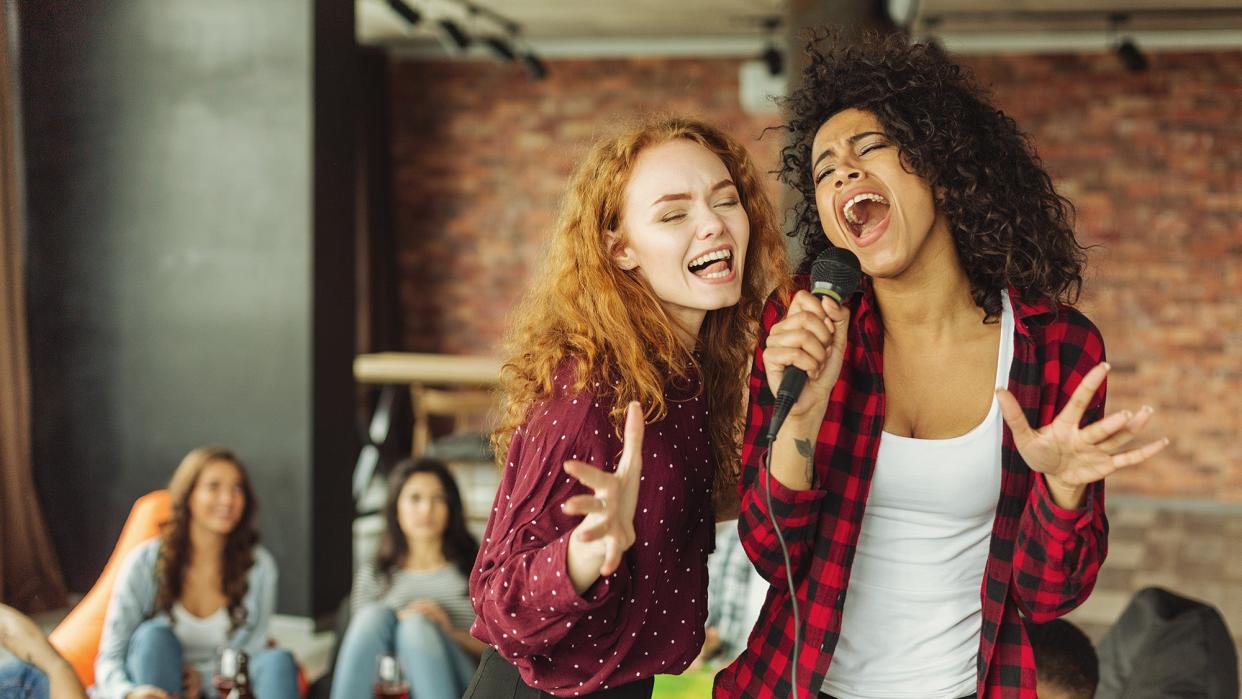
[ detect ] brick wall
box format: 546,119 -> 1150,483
388,58 -> 783,356
388,51 -> 1242,500
962,52 -> 1242,500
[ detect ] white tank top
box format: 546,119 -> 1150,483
821,291 -> 1014,699
171,603 -> 230,677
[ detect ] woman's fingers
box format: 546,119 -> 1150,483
764,346 -> 827,379
561,494 -> 606,516
821,296 -> 849,323
996,388 -> 1037,444
1110,437 -> 1170,469
1092,406 -> 1155,453
563,459 -> 611,491
617,401 -> 645,478
576,517 -> 610,543
764,295 -> 843,391
1066,435 -> 1169,485
1056,362 -> 1110,427
1079,408 -> 1133,445
776,308 -> 833,346
789,289 -> 829,316
600,535 -> 621,577
767,326 -> 830,363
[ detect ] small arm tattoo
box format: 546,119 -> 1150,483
795,438 -> 815,486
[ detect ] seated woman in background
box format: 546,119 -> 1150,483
329,458 -> 485,699
93,447 -> 298,699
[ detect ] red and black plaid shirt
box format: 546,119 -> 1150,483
715,277 -> 1109,699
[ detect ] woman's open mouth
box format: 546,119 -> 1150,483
841,192 -> 891,244
687,246 -> 735,281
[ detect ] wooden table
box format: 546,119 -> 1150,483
353,352 -> 502,387
353,352 -> 503,453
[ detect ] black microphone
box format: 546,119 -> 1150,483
766,247 -> 862,444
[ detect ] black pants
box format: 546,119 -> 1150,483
463,647 -> 655,699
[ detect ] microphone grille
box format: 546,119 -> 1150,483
810,247 -> 862,301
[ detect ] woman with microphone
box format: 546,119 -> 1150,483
716,33 -> 1168,699
465,116 -> 789,698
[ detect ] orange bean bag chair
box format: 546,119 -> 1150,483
47,490 -> 308,696
48,490 -> 172,687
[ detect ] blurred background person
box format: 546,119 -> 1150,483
329,458 -> 483,699
93,448 -> 298,699
690,523 -> 766,672
0,605 -> 85,699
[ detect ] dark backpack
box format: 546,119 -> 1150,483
1096,586 -> 1238,698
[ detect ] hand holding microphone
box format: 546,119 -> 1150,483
764,248 -> 862,443
757,249 -> 861,698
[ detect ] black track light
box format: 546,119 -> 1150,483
1108,13 -> 1148,73
438,18 -> 472,50
483,36 -> 518,62
522,52 -> 547,80
385,0 -> 421,26
758,16 -> 783,77
1117,38 -> 1148,72
761,44 -> 783,76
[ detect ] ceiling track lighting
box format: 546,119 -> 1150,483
759,16 -> 783,77
521,52 -> 547,80
385,0 -> 422,26
382,0 -> 548,80
1116,38 -> 1148,72
483,36 -> 518,62
437,18 -> 472,51
1108,13 -> 1148,73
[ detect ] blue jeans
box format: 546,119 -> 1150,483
0,660 -> 48,699
127,617 -> 300,699
330,605 -> 477,699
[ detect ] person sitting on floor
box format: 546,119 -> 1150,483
93,447 -> 299,699
0,604 -> 86,699
1024,617 -> 1098,699
691,523 -> 766,671
329,458 -> 485,699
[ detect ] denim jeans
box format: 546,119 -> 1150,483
127,617 -> 300,699
0,660 -> 48,699
330,605 -> 477,699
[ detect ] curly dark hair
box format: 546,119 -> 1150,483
154,447 -> 258,633
780,31 -> 1088,320
374,458 -> 479,579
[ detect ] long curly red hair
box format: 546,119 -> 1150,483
153,447 -> 259,632
493,116 -> 790,494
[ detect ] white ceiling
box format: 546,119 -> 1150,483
358,0 -> 785,47
917,0 -> 1242,32
356,0 -> 1242,54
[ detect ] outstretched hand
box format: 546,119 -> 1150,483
997,362 -> 1169,503
562,401 -> 644,580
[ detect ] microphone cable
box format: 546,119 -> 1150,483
762,434 -> 802,698
758,246 -> 860,697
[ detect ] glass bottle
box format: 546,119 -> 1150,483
373,654 -> 410,699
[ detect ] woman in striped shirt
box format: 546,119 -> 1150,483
329,458 -> 484,699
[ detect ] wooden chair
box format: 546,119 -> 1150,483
410,385 -> 496,457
